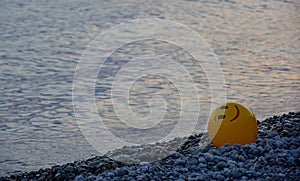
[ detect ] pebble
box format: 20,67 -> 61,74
3,112 -> 300,180
115,168 -> 128,176
287,156 -> 295,163
238,155 -> 246,162
64,165 -> 74,172
198,157 -> 207,164
169,152 -> 181,159
174,159 -> 186,166
216,174 -> 225,180
139,161 -> 150,166
216,161 -> 226,169
74,175 -> 84,181
198,163 -> 207,168
203,153 -> 214,162
106,172 -> 115,177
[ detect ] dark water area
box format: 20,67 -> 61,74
0,0 -> 299,175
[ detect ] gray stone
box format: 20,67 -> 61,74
74,175 -> 84,181
198,157 -> 207,164
237,155 -> 245,162
198,163 -> 207,168
115,168 -> 128,176
106,172 -> 115,177
175,159 -> 186,166
204,153 -> 214,162
216,174 -> 225,180
216,161 -> 227,169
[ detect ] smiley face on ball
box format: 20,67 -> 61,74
213,103 -> 241,123
208,102 -> 258,148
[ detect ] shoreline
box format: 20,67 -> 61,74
2,111 -> 299,180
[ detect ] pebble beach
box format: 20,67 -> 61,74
2,111 -> 299,181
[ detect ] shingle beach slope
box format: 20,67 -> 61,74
2,112 -> 299,181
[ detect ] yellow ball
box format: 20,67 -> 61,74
208,102 -> 258,148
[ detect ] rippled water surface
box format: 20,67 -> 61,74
1,0 -> 299,175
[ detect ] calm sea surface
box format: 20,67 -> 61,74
1,0 -> 299,175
